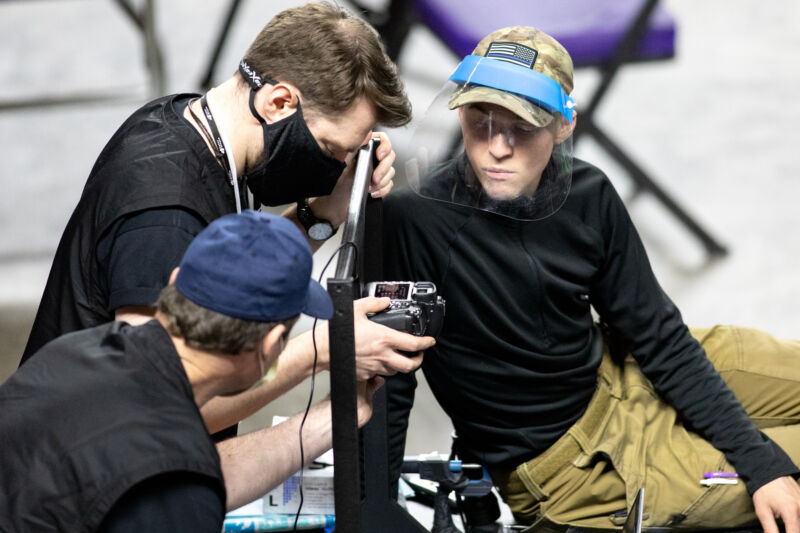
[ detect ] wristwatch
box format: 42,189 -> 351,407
296,199 -> 335,241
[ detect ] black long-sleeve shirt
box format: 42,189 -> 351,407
383,156 -> 797,495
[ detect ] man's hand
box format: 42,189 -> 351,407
357,376 -> 385,427
351,297 -> 432,379
309,297 -> 433,379
368,131 -> 396,198
307,131 -> 396,228
753,476 -> 800,533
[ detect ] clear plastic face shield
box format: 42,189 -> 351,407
404,55 -> 576,220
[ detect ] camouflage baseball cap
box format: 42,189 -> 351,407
448,26 -> 574,127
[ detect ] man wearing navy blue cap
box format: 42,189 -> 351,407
0,211 -> 384,532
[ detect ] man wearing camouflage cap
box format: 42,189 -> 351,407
383,26 -> 800,532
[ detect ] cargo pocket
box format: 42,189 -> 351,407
511,351 -> 768,531
671,423 -> 800,528
514,438 -> 631,530
525,355 -> 734,529
607,358 -> 754,528
673,453 -> 755,529
515,372 -> 634,530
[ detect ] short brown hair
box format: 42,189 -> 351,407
242,2 -> 411,127
156,284 -> 297,355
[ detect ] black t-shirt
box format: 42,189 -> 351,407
97,208 -> 240,443
98,472 -> 224,533
97,207 -> 206,312
383,156 -> 798,494
22,94 -> 236,363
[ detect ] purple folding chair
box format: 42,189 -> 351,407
365,0 -> 727,258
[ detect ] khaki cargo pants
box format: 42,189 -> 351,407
490,326 -> 800,531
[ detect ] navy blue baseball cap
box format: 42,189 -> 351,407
174,210 -> 333,322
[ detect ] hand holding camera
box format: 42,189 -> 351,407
364,281 -> 446,339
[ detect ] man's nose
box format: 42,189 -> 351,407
488,128 -> 513,159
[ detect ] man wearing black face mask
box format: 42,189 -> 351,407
236,59 -> 349,208
20,2 -> 433,437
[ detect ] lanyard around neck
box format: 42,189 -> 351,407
199,95 -> 245,213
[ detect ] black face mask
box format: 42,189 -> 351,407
238,64 -> 346,207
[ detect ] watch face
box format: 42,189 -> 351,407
308,222 -> 334,241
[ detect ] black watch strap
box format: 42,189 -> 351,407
296,199 -> 334,241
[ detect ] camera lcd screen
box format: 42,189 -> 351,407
373,282 -> 411,300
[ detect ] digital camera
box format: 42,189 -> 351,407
364,281 -> 445,338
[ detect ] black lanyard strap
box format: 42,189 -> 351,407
200,95 -> 232,176
194,95 -> 248,211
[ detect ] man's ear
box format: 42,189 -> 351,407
554,111 -> 577,143
254,84 -> 299,123
168,267 -> 179,285
262,323 -> 288,361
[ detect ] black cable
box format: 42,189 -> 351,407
294,240 -> 358,530
451,449 -> 468,530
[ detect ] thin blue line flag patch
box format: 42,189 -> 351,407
485,42 -> 538,69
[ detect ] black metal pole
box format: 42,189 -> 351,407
328,139 -> 431,532
327,140 -> 378,533
199,0 -> 243,90
328,278 -> 362,533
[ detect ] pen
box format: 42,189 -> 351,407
703,472 -> 738,479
